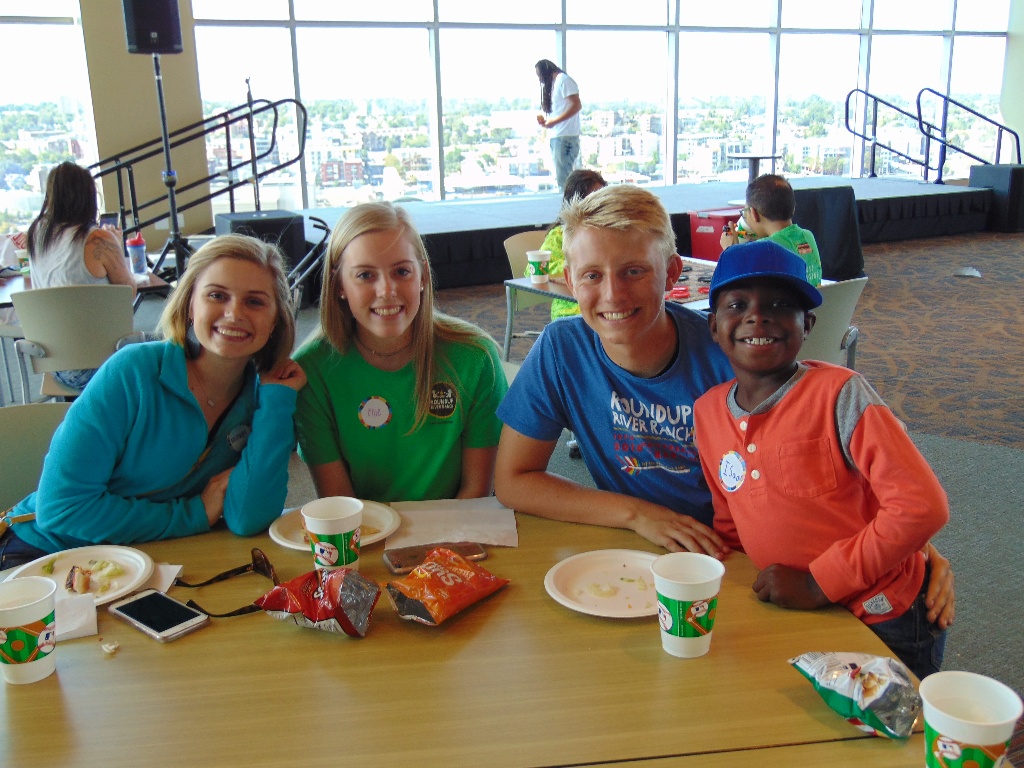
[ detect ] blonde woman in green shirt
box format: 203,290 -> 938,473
294,202 -> 508,503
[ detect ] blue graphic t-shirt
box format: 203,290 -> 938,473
497,303 -> 733,525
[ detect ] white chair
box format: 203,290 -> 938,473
0,323 -> 24,406
502,229 -> 551,361
798,277 -> 868,369
13,285 -> 142,402
0,402 -> 72,511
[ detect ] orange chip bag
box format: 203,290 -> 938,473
386,547 -> 509,626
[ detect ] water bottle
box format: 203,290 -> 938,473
126,233 -> 148,275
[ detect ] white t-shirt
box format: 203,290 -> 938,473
548,72 -> 581,138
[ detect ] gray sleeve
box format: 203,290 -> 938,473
834,373 -> 888,469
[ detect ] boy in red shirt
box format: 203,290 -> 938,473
693,240 -> 949,679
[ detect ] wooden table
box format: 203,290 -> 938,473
0,272 -> 170,312
1,515 -> 923,767
503,258 -> 718,360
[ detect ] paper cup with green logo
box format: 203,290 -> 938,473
651,552 -> 725,658
301,497 -> 363,572
0,576 -> 58,684
919,670 -> 1022,768
526,250 -> 551,284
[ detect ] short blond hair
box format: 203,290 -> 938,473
158,234 -> 295,372
561,185 -> 677,267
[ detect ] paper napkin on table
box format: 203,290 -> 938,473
144,563 -> 182,592
55,593 -> 98,641
386,497 -> 518,549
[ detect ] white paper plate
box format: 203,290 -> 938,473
6,545 -> 155,606
544,549 -> 659,618
268,501 -> 400,552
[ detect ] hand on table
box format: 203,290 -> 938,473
260,359 -> 307,392
630,505 -> 730,558
201,468 -> 232,527
923,542 -> 956,629
753,564 -> 831,610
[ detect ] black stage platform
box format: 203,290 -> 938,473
298,176 -> 992,290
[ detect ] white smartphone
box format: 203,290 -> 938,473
108,589 -> 209,642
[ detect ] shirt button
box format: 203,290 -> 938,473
739,421 -> 748,431
747,444 -> 756,453
751,470 -> 761,480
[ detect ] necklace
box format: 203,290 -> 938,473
188,360 -> 217,408
354,335 -> 413,359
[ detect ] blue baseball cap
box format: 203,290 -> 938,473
709,240 -> 822,311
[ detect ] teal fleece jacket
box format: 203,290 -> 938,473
14,341 -> 298,553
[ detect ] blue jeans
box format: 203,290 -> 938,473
0,527 -> 49,571
54,367 -> 97,391
869,573 -> 947,680
550,135 -> 581,189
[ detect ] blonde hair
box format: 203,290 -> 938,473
158,234 -> 295,372
319,201 -> 493,430
561,185 -> 678,268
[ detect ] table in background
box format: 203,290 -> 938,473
0,272 -> 170,312
728,151 -> 784,182
1,515 -> 923,767
503,258 -> 718,360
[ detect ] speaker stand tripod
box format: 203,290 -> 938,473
150,52 -> 192,282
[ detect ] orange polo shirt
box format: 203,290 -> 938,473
694,362 -> 949,624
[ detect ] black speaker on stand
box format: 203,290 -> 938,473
123,0 -> 183,54
122,0 -> 191,280
214,211 -> 316,306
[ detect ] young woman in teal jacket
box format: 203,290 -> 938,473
1,235 -> 306,568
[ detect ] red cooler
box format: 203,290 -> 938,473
687,208 -> 742,262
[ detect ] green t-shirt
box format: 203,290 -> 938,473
294,334 -> 508,503
768,224 -> 823,286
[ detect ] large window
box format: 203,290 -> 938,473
0,10 -> 95,231
677,32 -> 772,181
2,0 -> 1013,229
299,27 -> 437,202
778,33 -> 861,176
569,30 -> 669,184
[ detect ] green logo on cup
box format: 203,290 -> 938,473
310,528 -> 360,567
528,261 -> 549,276
925,721 -> 1008,768
0,610 -> 57,665
657,594 -> 717,638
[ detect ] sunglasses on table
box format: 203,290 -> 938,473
173,547 -> 279,618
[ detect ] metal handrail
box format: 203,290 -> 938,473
845,88 -> 941,179
88,97 -> 307,239
916,87 -> 1022,184
847,87 -> 1022,184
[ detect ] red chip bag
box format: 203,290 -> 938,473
255,568 -> 381,638
386,548 -> 509,626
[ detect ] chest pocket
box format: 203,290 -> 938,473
778,438 -> 838,498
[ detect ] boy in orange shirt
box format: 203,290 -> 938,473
693,240 -> 949,679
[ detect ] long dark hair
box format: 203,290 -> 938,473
26,161 -> 99,257
536,59 -> 563,114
